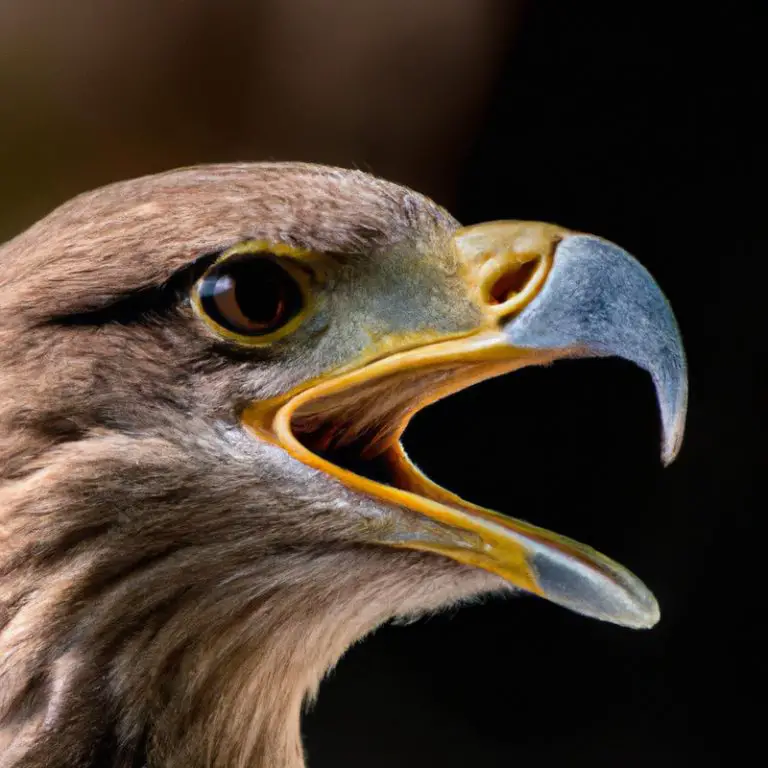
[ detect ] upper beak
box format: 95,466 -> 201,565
500,232 -> 687,465
243,222 -> 688,629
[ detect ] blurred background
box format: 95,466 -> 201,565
0,1 -> 758,766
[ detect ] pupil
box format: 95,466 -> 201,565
201,255 -> 303,335
231,261 -> 285,325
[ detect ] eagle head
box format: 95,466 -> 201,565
0,163 -> 686,767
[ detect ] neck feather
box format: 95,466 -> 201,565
1,533 -> 430,768
0,432 -> 500,768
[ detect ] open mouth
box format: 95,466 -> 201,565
240,224 -> 687,629
242,331 -> 662,629
287,356 -> 517,534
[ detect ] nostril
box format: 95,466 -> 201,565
453,221 -> 565,319
479,250 -> 553,319
488,258 -> 540,305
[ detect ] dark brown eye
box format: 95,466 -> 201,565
196,255 -> 306,338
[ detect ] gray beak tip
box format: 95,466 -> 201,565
504,233 -> 688,467
661,393 -> 687,466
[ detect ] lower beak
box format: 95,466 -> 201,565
243,224 -> 687,629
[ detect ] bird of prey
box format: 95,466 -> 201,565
0,163 -> 686,768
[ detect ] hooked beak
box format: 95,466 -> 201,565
243,222 -> 688,629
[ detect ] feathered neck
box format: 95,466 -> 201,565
1,433 -> 494,768
0,483 -> 399,767
1,530 -> 405,767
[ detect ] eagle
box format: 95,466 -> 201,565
0,163 -> 686,768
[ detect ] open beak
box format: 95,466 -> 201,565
243,222 -> 687,629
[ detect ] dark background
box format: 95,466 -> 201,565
0,2 -> 759,766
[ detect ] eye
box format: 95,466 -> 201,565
194,251 -> 309,343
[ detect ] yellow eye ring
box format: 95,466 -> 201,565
192,241 -> 314,346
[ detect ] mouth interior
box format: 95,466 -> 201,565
288,366 -> 468,494
312,441 -> 396,486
